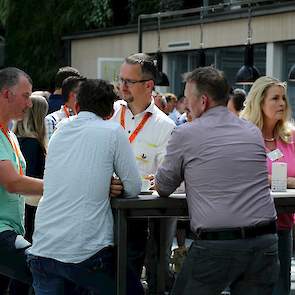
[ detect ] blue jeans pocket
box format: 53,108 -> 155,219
78,247 -> 115,276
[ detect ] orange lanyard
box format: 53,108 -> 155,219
120,106 -> 152,144
63,105 -> 76,118
0,123 -> 24,176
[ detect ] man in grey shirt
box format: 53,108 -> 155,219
155,67 -> 279,295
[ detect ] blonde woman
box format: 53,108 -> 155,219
14,95 -> 48,242
241,76 -> 295,295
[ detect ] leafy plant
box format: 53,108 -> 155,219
3,0 -> 112,89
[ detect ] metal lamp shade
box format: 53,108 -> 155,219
236,44 -> 260,85
154,52 -> 170,86
288,64 -> 295,82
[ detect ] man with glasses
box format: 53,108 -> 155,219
110,53 -> 176,294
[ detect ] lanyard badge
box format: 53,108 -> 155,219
267,148 -> 283,162
0,124 -> 24,176
120,106 -> 152,144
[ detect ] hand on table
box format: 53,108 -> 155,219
110,176 -> 123,197
144,174 -> 155,190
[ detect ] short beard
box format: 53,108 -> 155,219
123,95 -> 134,104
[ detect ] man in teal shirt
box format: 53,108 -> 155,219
0,67 -> 43,285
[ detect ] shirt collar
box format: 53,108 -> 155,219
201,105 -> 227,118
120,98 -> 156,115
77,111 -> 103,121
60,105 -> 75,115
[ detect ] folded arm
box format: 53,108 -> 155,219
0,160 -> 43,196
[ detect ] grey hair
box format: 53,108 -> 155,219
0,67 -> 32,90
125,53 -> 157,82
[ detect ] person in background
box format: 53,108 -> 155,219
14,95 -> 48,242
45,76 -> 84,140
227,88 -> 246,116
241,76 -> 295,295
47,66 -> 81,114
164,93 -> 181,124
177,97 -> 192,125
176,96 -> 186,115
156,67 -> 279,295
153,90 -> 168,114
32,91 -> 51,102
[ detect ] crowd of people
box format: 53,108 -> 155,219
0,52 -> 294,295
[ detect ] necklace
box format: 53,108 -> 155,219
264,137 -> 275,142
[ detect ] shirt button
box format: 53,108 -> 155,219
132,117 -> 135,120
128,130 -> 131,134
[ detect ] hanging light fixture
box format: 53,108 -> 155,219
154,13 -> 169,86
288,64 -> 295,82
196,8 -> 206,67
235,4 -> 260,85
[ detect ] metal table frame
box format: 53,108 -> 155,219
111,195 -> 295,295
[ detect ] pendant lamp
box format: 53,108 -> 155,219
288,64 -> 295,82
154,14 -> 169,86
197,9 -> 206,67
235,5 -> 260,85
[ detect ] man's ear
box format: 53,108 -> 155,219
146,80 -> 154,91
202,95 -> 209,111
1,88 -> 10,100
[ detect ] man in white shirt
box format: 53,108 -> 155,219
45,76 -> 84,140
110,53 -> 176,293
28,79 -> 144,295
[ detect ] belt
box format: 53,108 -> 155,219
194,220 -> 277,240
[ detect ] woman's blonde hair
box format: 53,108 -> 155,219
240,76 -> 293,143
14,95 -> 48,152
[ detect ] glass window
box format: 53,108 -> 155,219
282,43 -> 295,116
167,44 -> 266,96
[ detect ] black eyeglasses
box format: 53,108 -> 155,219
118,77 -> 150,87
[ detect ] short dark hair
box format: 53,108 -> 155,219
0,67 -> 32,90
55,66 -> 80,88
62,76 -> 85,102
125,53 -> 157,82
77,79 -> 118,118
184,66 -> 230,105
231,88 -> 246,112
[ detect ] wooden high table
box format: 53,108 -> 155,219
111,189 -> 295,295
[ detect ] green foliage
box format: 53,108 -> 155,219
128,0 -> 160,23
2,0 -> 196,88
0,0 -> 9,28
160,0 -> 184,11
4,0 -> 112,89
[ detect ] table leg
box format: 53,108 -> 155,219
158,219 -> 166,293
116,209 -> 127,295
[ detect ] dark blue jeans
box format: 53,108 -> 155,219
172,234 -> 279,295
28,246 -> 144,295
0,230 -> 32,285
272,229 -> 292,295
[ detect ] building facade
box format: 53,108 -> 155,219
63,1 -> 295,111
